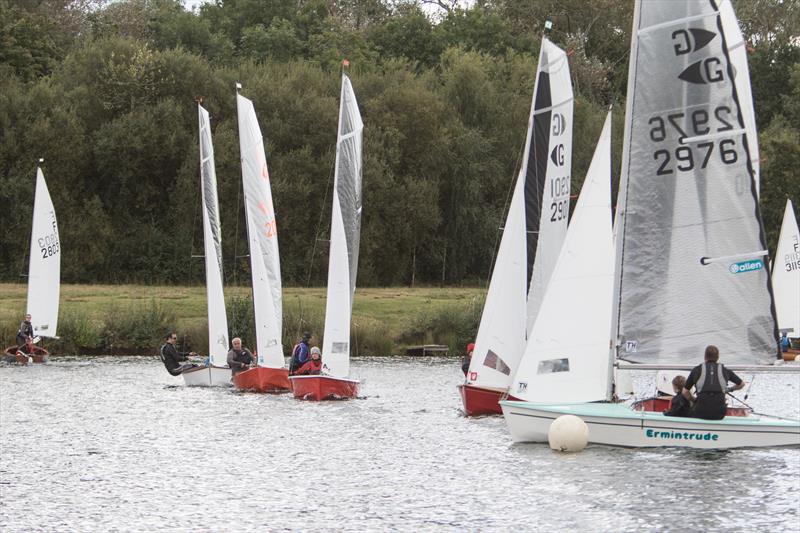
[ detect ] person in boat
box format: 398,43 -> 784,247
663,375 -> 692,417
295,346 -> 322,375
681,345 -> 745,420
159,332 -> 198,376
227,337 -> 254,376
15,336 -> 37,357
289,331 -> 312,375
16,314 -> 34,349
780,332 -> 792,353
462,342 -> 475,376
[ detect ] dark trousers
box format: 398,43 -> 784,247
692,392 -> 727,420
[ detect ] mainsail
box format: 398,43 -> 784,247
773,199 -> 800,336
198,104 -> 230,366
321,74 -> 363,378
613,0 -> 778,366
236,92 -> 283,368
466,37 -> 573,391
26,167 -> 60,338
510,113 -> 613,404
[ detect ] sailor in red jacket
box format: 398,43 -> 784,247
296,346 -> 322,375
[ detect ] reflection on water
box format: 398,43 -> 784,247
1,357 -> 798,531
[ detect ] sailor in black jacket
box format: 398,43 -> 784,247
159,332 -> 197,376
682,345 -> 744,420
16,314 -> 34,347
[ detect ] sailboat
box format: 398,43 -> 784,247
289,72 -> 363,401
181,103 -> 232,387
458,36 -> 573,415
501,0 -> 800,449
506,112 -> 613,407
773,199 -> 800,361
232,86 -> 290,393
4,164 -> 59,364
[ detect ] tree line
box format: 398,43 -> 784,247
1,0 -> 797,287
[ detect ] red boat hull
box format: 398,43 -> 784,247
233,367 -> 291,393
632,396 -> 748,417
289,375 -> 360,400
458,384 -> 506,416
4,346 -> 48,364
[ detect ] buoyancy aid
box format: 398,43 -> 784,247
695,362 -> 727,394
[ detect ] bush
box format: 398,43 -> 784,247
398,295 -> 484,354
52,309 -> 103,353
102,299 -> 175,350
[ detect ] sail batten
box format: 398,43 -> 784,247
613,0 -> 777,366
198,104 -> 229,365
236,93 -> 284,368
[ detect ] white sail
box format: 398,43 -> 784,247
510,113 -> 613,403
321,74 -> 363,378
236,92 -> 283,368
198,104 -> 230,366
612,0 -> 777,367
773,199 -> 800,336
466,37 -> 572,391
26,167 -> 60,338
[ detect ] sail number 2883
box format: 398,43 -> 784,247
648,105 -> 741,176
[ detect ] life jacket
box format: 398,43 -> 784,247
289,342 -> 307,372
695,362 -> 727,394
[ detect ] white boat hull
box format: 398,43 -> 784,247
500,401 -> 800,449
181,365 -> 231,387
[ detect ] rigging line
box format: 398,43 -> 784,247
486,133 -> 526,288
306,147 -> 336,288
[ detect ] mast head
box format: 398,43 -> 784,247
235,82 -> 242,93
544,18 -> 553,33
195,95 -> 203,105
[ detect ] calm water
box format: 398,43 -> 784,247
1,357 -> 799,532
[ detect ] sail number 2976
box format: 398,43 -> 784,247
648,105 -> 741,176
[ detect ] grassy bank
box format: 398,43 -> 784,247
0,284 -> 485,356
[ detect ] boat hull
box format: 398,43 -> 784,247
289,375 -> 359,400
500,401 -> 800,449
233,367 -> 291,393
4,346 -> 48,364
181,365 -> 232,387
458,383 -> 506,416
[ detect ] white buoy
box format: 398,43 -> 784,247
548,414 -> 589,452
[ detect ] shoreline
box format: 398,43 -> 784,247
1,283 -> 485,357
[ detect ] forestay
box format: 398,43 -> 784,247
613,0 -> 778,366
466,37 -> 572,391
510,113 -> 613,403
322,74 -> 363,378
773,199 -> 800,336
27,167 -> 60,338
198,104 -> 230,366
236,92 -> 284,368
